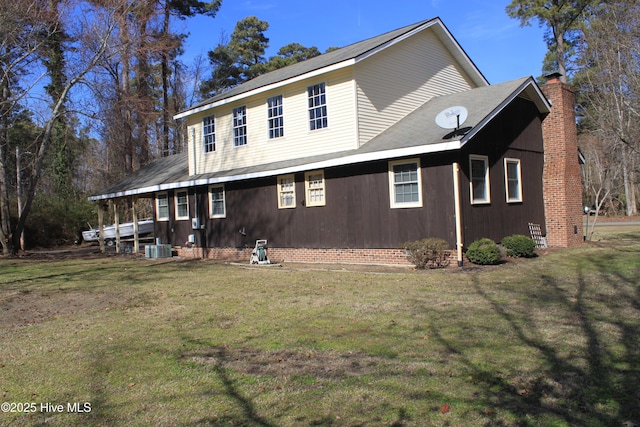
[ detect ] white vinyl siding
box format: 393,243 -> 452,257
388,159 -> 422,208
470,155 -> 490,204
355,29 -> 475,146
504,158 -> 522,203
190,67 -> 357,175
156,192 -> 169,221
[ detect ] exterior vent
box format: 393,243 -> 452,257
145,244 -> 172,258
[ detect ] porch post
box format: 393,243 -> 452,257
112,199 -> 120,253
98,201 -> 106,253
132,197 -> 139,255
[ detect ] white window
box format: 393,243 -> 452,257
233,106 -> 247,147
388,159 -> 423,208
175,190 -> 189,220
308,83 -> 327,130
156,192 -> 169,221
504,158 -> 523,203
304,170 -> 325,207
209,185 -> 226,218
470,155 -> 490,204
268,95 -> 284,139
203,115 -> 215,153
277,174 -> 296,209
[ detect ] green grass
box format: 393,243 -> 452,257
1,227 -> 639,426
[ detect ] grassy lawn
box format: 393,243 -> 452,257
1,228 -> 639,426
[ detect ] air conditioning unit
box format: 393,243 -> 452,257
191,217 -> 200,229
145,244 -> 172,258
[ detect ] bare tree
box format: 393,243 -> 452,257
0,0 -> 130,254
576,0 -> 640,216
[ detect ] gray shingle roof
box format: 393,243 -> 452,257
185,18 -> 437,112
89,77 -> 549,201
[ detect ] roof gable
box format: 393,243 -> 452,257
175,17 -> 488,119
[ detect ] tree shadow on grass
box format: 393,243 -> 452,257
456,256 -> 640,426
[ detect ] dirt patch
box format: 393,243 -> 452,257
0,288 -> 121,328
188,347 -> 392,381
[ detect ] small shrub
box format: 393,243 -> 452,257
466,238 -> 501,265
403,238 -> 450,269
501,234 -> 536,258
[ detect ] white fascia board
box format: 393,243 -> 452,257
88,140 -> 462,201
174,59 -> 356,120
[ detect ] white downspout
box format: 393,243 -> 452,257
452,162 -> 463,267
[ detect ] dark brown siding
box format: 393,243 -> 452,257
459,98 -> 546,244
153,97 -> 546,251
194,157 -> 457,249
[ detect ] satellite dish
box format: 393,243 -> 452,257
435,106 -> 468,130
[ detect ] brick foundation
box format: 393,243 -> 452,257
176,246 -> 414,266
541,75 -> 584,248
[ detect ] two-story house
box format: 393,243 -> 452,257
90,17 -> 583,265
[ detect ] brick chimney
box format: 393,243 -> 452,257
541,73 -> 583,247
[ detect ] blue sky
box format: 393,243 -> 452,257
178,0 -> 549,85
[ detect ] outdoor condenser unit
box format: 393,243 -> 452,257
145,244 -> 172,259
191,217 -> 200,229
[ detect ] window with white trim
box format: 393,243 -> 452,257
307,83 -> 327,130
268,95 -> 284,139
175,190 -> 189,220
156,192 -> 169,221
304,170 -> 325,207
277,174 -> 296,209
388,159 -> 423,208
209,184 -> 226,218
233,106 -> 247,147
470,155 -> 490,204
203,115 -> 215,153
504,158 -> 523,203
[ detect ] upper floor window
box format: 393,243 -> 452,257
504,158 -> 523,203
203,115 -> 215,153
305,170 -> 326,207
470,155 -> 490,204
308,83 -> 327,130
233,106 -> 247,147
277,174 -> 296,209
156,192 -> 169,221
209,184 -> 226,218
388,159 -> 422,208
175,190 -> 189,220
268,95 -> 284,139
